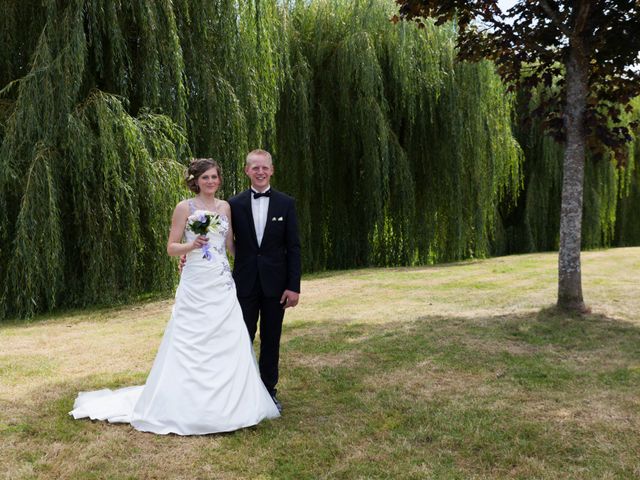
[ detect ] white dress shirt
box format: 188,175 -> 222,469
251,187 -> 271,246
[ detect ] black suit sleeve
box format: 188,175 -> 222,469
286,198 -> 302,293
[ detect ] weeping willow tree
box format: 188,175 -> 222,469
276,0 -> 522,270
0,1 -> 191,319
173,0 -> 286,194
3,0 -> 637,320
615,105 -> 640,245
502,93 -> 639,254
0,0 -> 287,319
499,93 -> 564,253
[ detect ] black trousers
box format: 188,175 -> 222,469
238,281 -> 285,395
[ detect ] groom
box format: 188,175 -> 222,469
229,149 -> 301,412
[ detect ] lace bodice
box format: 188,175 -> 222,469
184,201 -> 232,287
185,198 -> 229,239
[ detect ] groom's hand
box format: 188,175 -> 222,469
280,290 -> 299,309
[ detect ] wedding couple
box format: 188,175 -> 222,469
70,149 -> 302,435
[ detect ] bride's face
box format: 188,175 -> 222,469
197,168 -> 221,196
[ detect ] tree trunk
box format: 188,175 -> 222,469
557,42 -> 588,312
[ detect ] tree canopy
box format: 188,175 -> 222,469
396,0 -> 640,161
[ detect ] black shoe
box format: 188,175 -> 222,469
270,393 -> 282,413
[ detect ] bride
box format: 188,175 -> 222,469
70,158 -> 280,435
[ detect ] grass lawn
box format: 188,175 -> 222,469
1,248 -> 639,479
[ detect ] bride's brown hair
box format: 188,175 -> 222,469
185,158 -> 222,193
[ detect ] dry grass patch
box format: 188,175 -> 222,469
527,392 -> 640,426
362,360 -> 492,401
290,351 -> 359,369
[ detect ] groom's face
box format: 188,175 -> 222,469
245,154 -> 274,191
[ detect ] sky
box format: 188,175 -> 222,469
498,0 -> 518,11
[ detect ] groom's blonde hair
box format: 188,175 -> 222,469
246,149 -> 273,166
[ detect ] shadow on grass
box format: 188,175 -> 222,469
4,309 -> 640,479
278,309 -> 640,477
285,308 -> 640,374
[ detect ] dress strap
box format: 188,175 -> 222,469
188,199 -> 196,214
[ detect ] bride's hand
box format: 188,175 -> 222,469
191,235 -> 209,251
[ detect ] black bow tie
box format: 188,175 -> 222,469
252,189 -> 272,199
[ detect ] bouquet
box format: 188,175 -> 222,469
186,211 -> 222,261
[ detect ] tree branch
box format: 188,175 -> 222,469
539,0 -> 572,37
572,0 -> 593,37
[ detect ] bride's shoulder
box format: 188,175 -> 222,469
217,200 -> 232,215
170,199 -> 192,226
174,199 -> 192,214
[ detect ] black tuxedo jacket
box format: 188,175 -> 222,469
229,189 -> 301,298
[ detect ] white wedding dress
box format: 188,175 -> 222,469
70,205 -> 280,435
